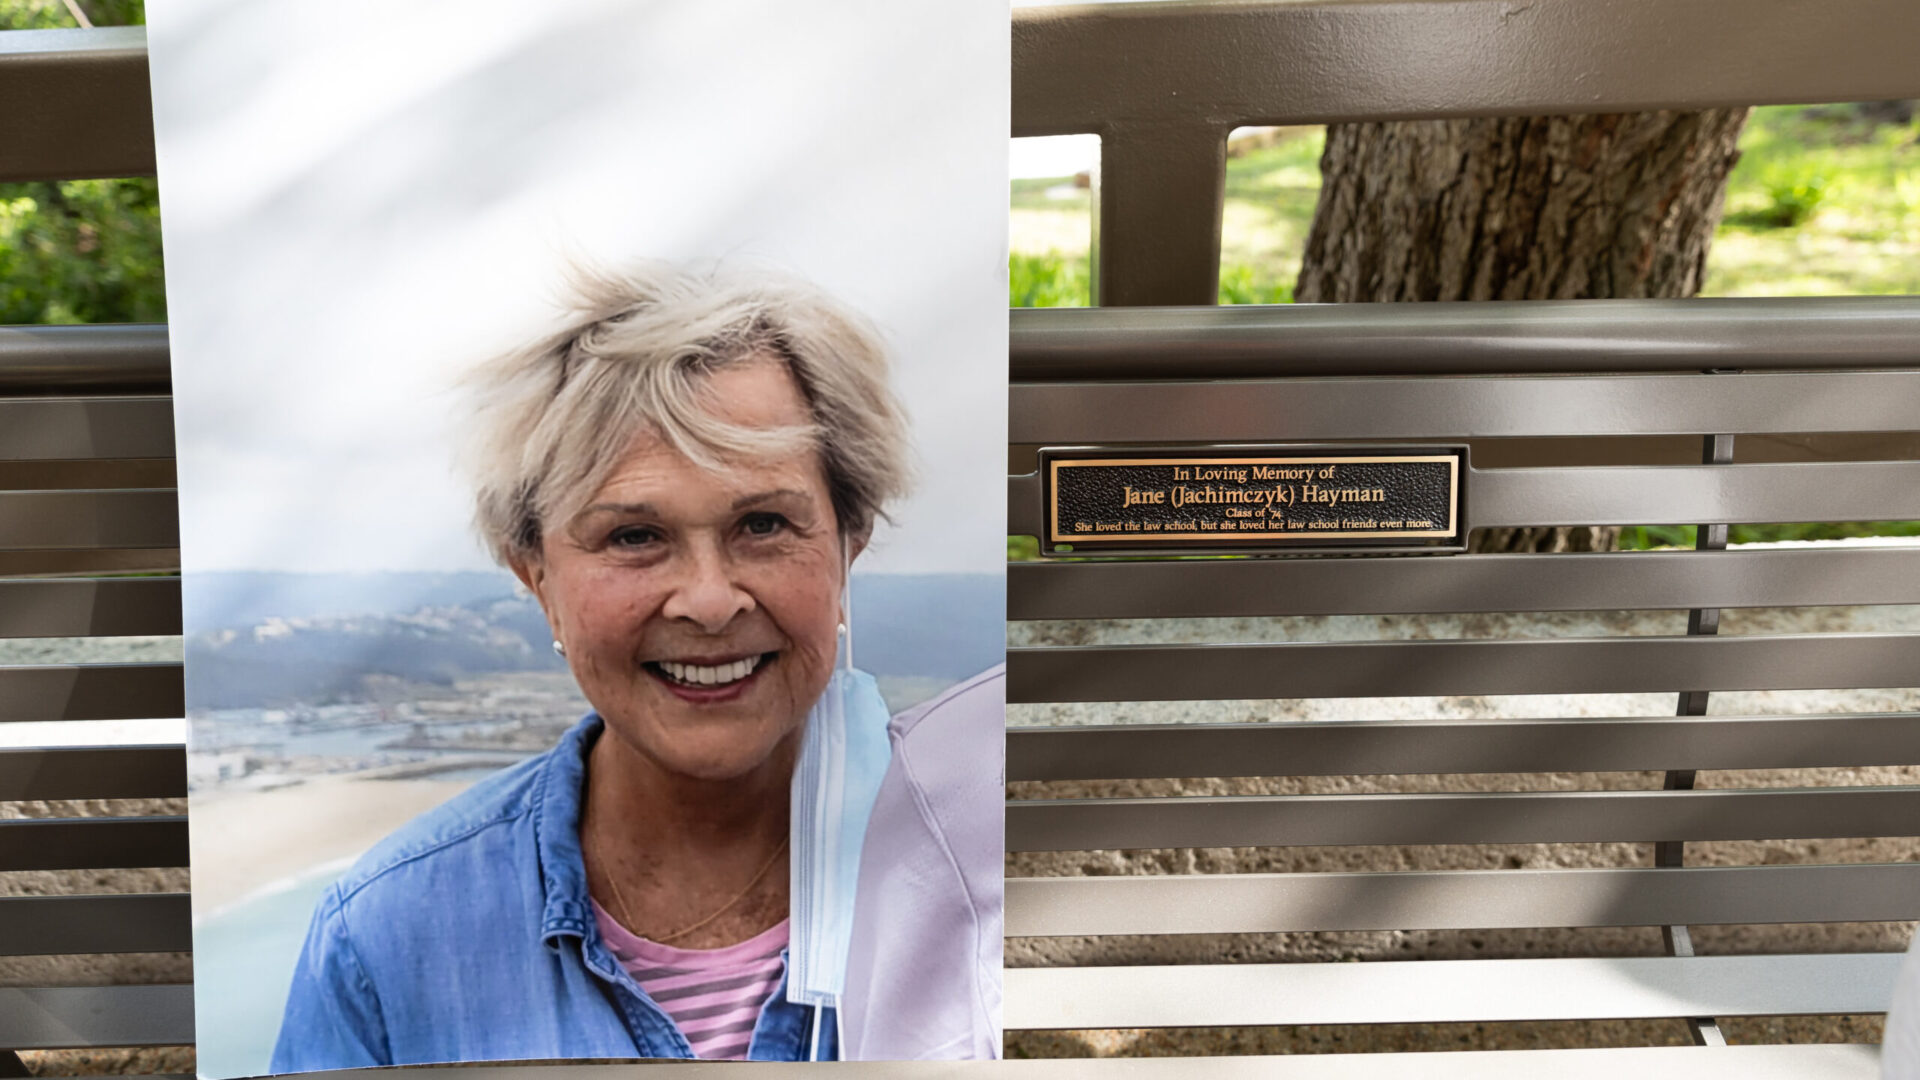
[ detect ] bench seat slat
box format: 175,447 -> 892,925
1014,371 -> 1920,443
1008,633 -> 1920,703
0,985 -> 191,1050
1010,548 -> 1920,621
1008,787 -> 1920,851
0,399 -> 174,461
1004,953 -> 1902,1030
0,578 -> 182,638
0,817 -> 189,870
0,663 -> 184,722
1008,714 -> 1920,780
0,491 -> 178,551
1008,863 -> 1920,936
0,894 -> 190,955
0,746 -> 185,800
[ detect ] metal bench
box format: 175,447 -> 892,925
8,5 -> 1920,1078
0,23 -> 193,1073
1005,0 -> 1920,1072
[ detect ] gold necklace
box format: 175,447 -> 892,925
601,834 -> 789,946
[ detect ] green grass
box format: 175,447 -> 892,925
1704,104 -> 1920,296
1010,128 -> 1325,309
1009,251 -> 1088,308
1009,251 -> 1294,308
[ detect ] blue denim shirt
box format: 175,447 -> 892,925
270,713 -> 835,1070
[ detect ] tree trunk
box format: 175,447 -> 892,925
1296,110 -> 1750,553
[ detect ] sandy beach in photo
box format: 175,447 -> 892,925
191,775 -> 479,915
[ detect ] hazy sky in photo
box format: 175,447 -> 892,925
148,0 -> 1008,577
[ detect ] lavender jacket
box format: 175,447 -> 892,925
839,664 -> 1005,1060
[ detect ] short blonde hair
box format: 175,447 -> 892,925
462,260 -> 912,566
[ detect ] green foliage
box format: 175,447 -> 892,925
1759,170 -> 1830,228
0,0 -> 145,29
1009,251 -> 1090,308
1615,525 -> 1697,550
1217,264 -> 1292,305
1726,166 -> 1831,229
0,179 -> 166,324
1007,535 -> 1039,561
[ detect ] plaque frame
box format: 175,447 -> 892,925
1038,443 -> 1470,557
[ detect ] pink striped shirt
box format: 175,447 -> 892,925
591,899 -> 789,1061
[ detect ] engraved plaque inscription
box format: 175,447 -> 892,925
1041,446 -> 1466,555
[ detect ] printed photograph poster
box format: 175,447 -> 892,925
143,0 -> 1007,1070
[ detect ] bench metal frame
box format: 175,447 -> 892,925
1007,0 -> 1920,1072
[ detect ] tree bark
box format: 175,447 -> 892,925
1296,109 -> 1749,551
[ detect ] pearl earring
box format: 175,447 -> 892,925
552,640 -> 566,656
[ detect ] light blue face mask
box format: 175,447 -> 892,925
787,541 -> 893,1059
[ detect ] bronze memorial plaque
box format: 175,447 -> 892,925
1041,446 -> 1466,555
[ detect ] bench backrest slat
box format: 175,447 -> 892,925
1011,298 -> 1920,378
0,817 -> 190,870
0,398 -> 177,460
1010,633 -> 1920,702
0,324 -> 171,393
1009,714 -> 1920,779
0,894 -> 192,955
0,745 -> 187,800
1005,954 -> 1905,1030
0,27 -> 153,182
1016,370 -> 1920,441
0,578 -> 183,637
0,663 -> 185,721
0,986 -> 194,1051
1009,787 -> 1920,850
1012,548 -> 1920,619
1009,864 -> 1920,935
0,490 -> 180,550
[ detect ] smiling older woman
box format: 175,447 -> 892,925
266,262 -> 990,1069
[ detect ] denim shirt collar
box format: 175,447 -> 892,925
534,712 -> 600,948
527,712 -> 833,1061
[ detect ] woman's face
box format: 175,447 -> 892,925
515,358 -> 853,782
